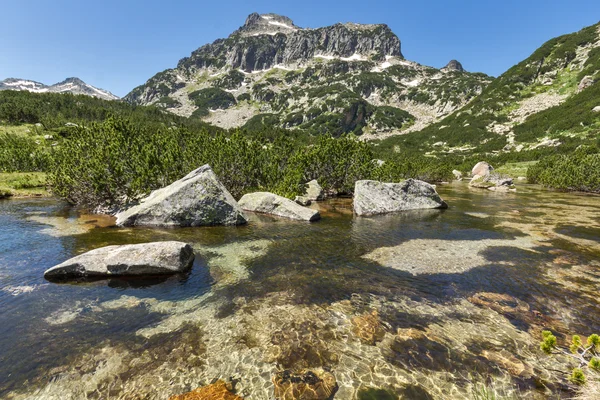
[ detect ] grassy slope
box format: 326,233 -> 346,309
0,172 -> 48,198
374,22 -> 600,163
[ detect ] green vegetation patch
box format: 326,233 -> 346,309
188,87 -> 237,114
370,106 -> 415,131
0,90 -> 196,131
527,146 -> 600,192
156,96 -> 181,108
495,161 -> 538,178
0,132 -> 53,172
513,81 -> 600,142
0,172 -> 48,198
242,114 -> 281,131
215,69 -> 245,89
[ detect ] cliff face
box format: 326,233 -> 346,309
124,13 -> 490,137
177,13 -> 402,73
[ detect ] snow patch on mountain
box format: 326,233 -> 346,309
0,77 -> 119,100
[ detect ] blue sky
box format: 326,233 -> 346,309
1,0 -> 599,97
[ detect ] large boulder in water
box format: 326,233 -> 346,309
471,161 -> 494,178
353,179 -> 448,216
116,165 -> 247,227
238,192 -> 321,221
44,241 -> 195,280
469,161 -> 515,191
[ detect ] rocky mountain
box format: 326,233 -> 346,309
125,13 -> 491,137
0,77 -> 119,100
377,21 -> 600,156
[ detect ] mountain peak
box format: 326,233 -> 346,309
61,77 -> 85,83
442,60 -> 465,72
238,12 -> 299,36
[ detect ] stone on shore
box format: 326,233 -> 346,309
353,179 -> 448,216
304,180 -> 324,201
452,169 -> 463,181
294,196 -> 312,206
115,165 -> 247,227
44,241 -> 195,280
239,192 -> 320,222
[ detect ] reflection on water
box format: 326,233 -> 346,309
0,182 -> 599,399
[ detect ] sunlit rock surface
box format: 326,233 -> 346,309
169,380 -> 243,400
272,368 -> 337,400
44,241 -> 195,280
363,236 -> 538,275
303,180 -> 324,201
239,192 -> 321,221
353,179 -> 448,216
116,165 -> 247,227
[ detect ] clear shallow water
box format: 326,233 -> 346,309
0,183 -> 599,399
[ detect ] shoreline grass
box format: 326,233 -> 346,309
0,172 -> 49,198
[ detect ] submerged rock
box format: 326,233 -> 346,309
116,165 -> 247,227
470,174 -> 515,192
239,192 -> 321,222
44,241 -> 194,280
169,380 -> 243,400
273,369 -> 337,400
352,310 -> 387,345
363,236 -> 538,275
304,180 -> 324,201
353,179 -> 448,216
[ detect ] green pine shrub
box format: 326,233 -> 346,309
527,146 -> 600,192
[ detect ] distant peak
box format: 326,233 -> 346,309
443,60 -> 465,72
0,76 -> 118,100
56,77 -> 85,85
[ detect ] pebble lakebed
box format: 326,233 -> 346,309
0,182 -> 599,399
